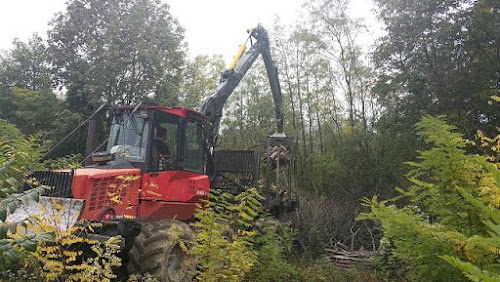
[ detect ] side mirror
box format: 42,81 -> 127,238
91,152 -> 114,165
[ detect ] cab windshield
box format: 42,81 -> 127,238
107,112 -> 150,162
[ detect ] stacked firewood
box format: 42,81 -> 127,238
268,144 -> 292,164
325,247 -> 377,270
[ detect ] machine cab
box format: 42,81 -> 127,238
106,106 -> 209,175
99,106 -> 211,221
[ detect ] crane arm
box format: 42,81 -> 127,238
200,24 -> 284,147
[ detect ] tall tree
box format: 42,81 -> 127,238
0,34 -> 51,91
0,35 -> 86,157
307,0 -> 376,130
373,0 -> 500,135
48,0 -> 186,106
180,55 -> 225,109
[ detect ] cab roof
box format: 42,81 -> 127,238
111,105 -> 210,123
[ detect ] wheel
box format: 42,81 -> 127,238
127,220 -> 196,281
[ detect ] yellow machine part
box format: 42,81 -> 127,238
228,44 -> 247,70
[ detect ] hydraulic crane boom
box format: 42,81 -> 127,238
200,24 -> 284,148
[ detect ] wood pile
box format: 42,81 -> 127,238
268,145 -> 291,162
325,247 -> 378,270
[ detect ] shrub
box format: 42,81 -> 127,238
0,119 -> 53,272
191,188 -> 263,281
359,115 -> 500,281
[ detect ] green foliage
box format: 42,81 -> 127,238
359,115 -> 500,281
359,196 -> 467,281
244,223 -> 301,281
48,0 -> 186,105
191,188 -> 263,281
373,0 -> 500,136
127,273 -> 161,282
0,86 -> 87,158
42,154 -> 83,170
0,266 -> 44,282
180,55 -> 225,109
0,34 -> 51,91
0,86 -> 15,121
0,167 -> 53,273
441,256 -> 500,282
0,119 -> 45,180
292,258 -> 378,282
9,88 -> 66,138
0,120 -> 56,272
0,229 -> 54,273
402,116 -> 490,236
192,188 -> 364,281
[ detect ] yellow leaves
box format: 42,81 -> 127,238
65,263 -> 91,271
489,247 -> 500,256
115,174 -> 140,182
489,95 -> 500,105
105,235 -> 122,246
63,250 -> 79,263
51,200 -> 66,211
86,238 -> 99,245
20,197 -> 123,281
145,189 -> 162,197
36,231 -> 122,281
476,129 -> 500,165
103,174 -> 141,206
108,194 -> 122,204
61,235 -> 85,245
490,194 -> 500,209
43,245 -> 59,253
240,230 -> 256,237
92,245 -> 103,257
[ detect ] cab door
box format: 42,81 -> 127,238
142,114 -> 209,203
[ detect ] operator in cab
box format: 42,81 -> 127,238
151,126 -> 170,170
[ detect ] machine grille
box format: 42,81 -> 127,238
213,150 -> 260,193
88,177 -> 128,211
213,150 -> 260,176
23,171 -> 74,198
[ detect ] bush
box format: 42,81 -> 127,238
244,221 -> 301,281
192,188 -> 264,281
359,115 -> 500,281
0,119 -> 54,272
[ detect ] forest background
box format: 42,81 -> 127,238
0,0 -> 499,280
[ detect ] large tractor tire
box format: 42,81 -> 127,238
127,220 -> 196,282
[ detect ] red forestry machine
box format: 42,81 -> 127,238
7,25 -> 294,281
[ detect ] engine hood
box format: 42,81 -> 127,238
71,167 -> 142,199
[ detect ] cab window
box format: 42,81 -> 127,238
108,112 -> 149,162
184,122 -> 204,174
150,112 -> 180,171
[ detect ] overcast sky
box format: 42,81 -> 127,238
0,0 -> 380,65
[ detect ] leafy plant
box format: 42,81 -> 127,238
0,119 -> 54,272
191,188 -> 263,281
33,221 -> 122,281
244,220 -> 301,281
359,115 -> 500,281
42,153 -> 83,170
